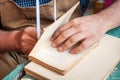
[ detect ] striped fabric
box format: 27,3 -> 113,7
14,0 -> 89,13
14,0 -> 89,14
80,0 -> 89,14
13,0 -> 52,7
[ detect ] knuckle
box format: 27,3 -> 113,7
79,26 -> 85,31
24,27 -> 33,33
21,35 -> 27,43
70,19 -> 76,25
69,36 -> 76,43
63,43 -> 69,49
24,27 -> 30,33
61,32 -> 67,38
73,25 -> 86,32
74,25 -> 79,30
57,28 -> 63,33
21,35 -> 25,41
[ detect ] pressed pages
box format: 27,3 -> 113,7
25,35 -> 120,80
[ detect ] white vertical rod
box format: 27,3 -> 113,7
36,0 -> 41,39
54,0 -> 57,21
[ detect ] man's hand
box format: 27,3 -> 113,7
51,15 -> 107,54
17,27 -> 38,55
0,27 -> 41,54
51,0 -> 120,54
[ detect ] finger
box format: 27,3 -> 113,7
70,38 -> 96,54
57,32 -> 85,52
21,33 -> 37,45
51,27 -> 79,47
23,43 -> 35,55
24,27 -> 37,39
51,22 -> 72,42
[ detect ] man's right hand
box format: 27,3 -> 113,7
0,27 -> 42,55
16,27 -> 38,55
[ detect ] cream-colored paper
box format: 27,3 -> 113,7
29,1 -> 93,75
25,34 -> 120,80
29,1 -> 98,75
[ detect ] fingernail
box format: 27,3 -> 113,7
52,43 -> 56,47
70,50 -> 75,54
58,47 -> 64,52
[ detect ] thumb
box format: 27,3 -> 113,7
24,27 -> 37,38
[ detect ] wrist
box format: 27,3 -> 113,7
0,30 -> 21,52
92,13 -> 112,33
93,2 -> 120,33
8,30 -> 21,52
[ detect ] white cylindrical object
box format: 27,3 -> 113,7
54,0 -> 57,21
36,0 -> 41,39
